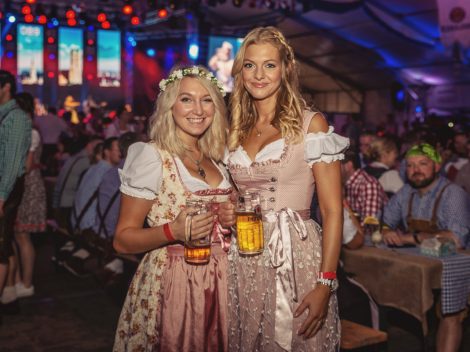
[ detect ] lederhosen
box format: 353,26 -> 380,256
406,182 -> 451,234
0,105 -> 26,263
407,182 -> 469,318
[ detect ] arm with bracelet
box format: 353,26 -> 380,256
113,143 -> 215,254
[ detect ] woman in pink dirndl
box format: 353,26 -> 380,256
225,27 -> 349,351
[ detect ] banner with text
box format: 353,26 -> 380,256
438,0 -> 470,47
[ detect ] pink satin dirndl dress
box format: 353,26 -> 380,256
226,113 -> 348,351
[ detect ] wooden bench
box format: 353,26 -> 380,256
340,319 -> 387,350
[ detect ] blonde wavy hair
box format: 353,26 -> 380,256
228,26 -> 307,150
148,65 -> 228,161
366,136 -> 398,163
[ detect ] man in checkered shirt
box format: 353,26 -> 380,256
0,70 -> 32,316
382,143 -> 470,352
341,150 -> 388,224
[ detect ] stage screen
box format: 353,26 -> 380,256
207,36 -> 243,93
17,24 -> 44,85
97,30 -> 121,87
58,27 -> 83,86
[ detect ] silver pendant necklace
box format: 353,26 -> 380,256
186,151 -> 206,179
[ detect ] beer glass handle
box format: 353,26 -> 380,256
185,214 -> 193,242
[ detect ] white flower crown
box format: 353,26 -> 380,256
158,66 -> 226,97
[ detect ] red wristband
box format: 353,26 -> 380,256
163,223 -> 175,242
319,271 -> 337,280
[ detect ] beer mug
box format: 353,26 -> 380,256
184,200 -> 211,264
363,216 -> 380,246
236,191 -> 264,255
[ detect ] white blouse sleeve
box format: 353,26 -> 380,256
304,126 -> 350,166
30,129 -> 41,152
119,142 -> 163,200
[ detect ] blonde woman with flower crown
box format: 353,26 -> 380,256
225,27 -> 349,351
113,66 -> 234,351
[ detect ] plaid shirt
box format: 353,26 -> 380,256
345,168 -> 388,223
0,100 -> 32,200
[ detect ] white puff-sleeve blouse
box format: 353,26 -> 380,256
119,142 -> 231,199
304,126 -> 350,166
227,126 -> 349,167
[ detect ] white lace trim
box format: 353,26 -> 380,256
307,153 -> 345,166
305,126 -> 349,165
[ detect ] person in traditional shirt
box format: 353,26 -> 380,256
382,142 -> 470,352
0,70 -> 32,312
113,66 -> 234,351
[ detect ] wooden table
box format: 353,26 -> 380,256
341,246 -> 442,334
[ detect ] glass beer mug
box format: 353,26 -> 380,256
184,200 -> 211,264
236,191 -> 264,255
363,216 -> 380,246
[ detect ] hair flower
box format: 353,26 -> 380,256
158,66 -> 226,97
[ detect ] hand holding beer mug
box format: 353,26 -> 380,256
184,200 -> 214,264
236,191 -> 264,255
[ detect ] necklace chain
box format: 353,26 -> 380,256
254,122 -> 272,137
185,150 -> 206,179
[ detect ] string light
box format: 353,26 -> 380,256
22,5 -> 32,15
131,15 -> 140,25
122,4 -> 133,15
38,15 -> 47,24
157,8 -> 168,18
97,12 -> 107,23
66,9 -> 76,19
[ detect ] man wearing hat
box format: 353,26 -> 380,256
382,143 -> 470,352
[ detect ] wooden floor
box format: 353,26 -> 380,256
1,232 -> 469,351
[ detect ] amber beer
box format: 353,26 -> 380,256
184,244 -> 211,264
184,200 -> 211,264
236,192 -> 264,255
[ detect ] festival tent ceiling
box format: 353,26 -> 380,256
6,0 -> 470,93
200,0 -> 470,93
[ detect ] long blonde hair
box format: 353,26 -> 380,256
148,65 -> 228,161
228,26 -> 307,150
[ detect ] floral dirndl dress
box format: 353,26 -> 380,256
114,146 -> 232,352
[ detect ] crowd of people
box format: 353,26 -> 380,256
0,69 -> 148,320
0,24 -> 469,352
